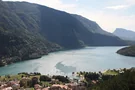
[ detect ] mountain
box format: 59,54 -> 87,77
0,1 -> 62,66
0,1 -> 127,66
117,46 -> 135,57
113,28 -> 135,41
72,15 -> 126,46
72,14 -> 113,36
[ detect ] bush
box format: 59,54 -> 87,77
52,75 -> 69,83
20,79 -> 32,88
31,77 -> 39,86
39,75 -> 51,82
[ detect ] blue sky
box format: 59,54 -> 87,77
3,0 -> 135,32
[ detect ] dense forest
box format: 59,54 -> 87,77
0,1 -> 62,66
91,68 -> 135,90
76,68 -> 135,90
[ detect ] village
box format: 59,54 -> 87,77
0,68 -> 128,90
0,72 -> 88,90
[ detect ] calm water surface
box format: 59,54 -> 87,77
0,46 -> 135,76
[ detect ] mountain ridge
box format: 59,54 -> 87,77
113,28 -> 135,41
0,1 -> 127,66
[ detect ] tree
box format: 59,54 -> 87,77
31,77 -> 39,86
39,75 -> 51,82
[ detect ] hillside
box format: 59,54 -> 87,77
91,68 -> 135,90
0,1 -> 127,66
113,28 -> 135,41
6,1 -> 126,47
117,46 -> 135,57
0,1 -> 61,66
73,14 -> 113,36
73,15 -> 126,46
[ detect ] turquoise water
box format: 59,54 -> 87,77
0,46 -> 135,76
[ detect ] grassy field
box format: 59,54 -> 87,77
103,70 -> 119,75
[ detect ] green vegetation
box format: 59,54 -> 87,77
0,72 -> 69,89
40,75 -> 51,82
103,69 -> 119,75
52,75 -> 69,83
75,68 -> 135,90
91,68 -> 135,90
0,1 -> 62,66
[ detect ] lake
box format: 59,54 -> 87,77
0,46 -> 135,76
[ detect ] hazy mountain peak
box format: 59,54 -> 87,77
113,28 -> 135,41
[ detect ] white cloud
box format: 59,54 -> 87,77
77,10 -> 135,32
106,5 -> 129,10
105,0 -> 135,10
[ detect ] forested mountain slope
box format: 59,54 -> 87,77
0,1 -> 127,66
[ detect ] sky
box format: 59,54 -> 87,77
3,0 -> 135,32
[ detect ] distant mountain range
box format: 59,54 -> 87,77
0,1 -> 127,66
113,28 -> 135,41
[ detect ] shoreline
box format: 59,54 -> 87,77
0,67 -> 134,90
0,46 -> 126,67
0,46 -> 86,67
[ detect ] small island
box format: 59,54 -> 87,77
117,45 -> 135,57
